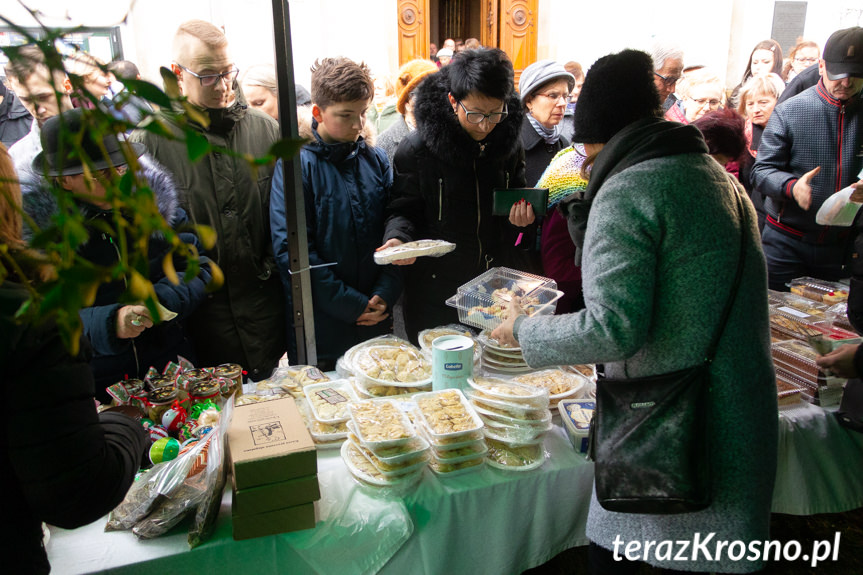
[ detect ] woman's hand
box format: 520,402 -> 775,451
376,238 -> 416,265
815,344 -> 859,379
490,300 -> 524,347
508,199 -> 536,227
116,305 -> 153,339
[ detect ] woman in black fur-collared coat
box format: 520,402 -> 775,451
382,48 -> 529,341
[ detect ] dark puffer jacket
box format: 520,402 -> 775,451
1,277 -> 147,575
131,87 -> 286,380
22,155 -> 209,400
384,65 -> 527,340
271,107 -> 402,364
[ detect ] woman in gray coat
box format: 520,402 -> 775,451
492,50 -> 777,574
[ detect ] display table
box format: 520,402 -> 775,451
46,404 -> 863,575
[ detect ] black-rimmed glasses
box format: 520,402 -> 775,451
175,63 -> 239,87
654,71 -> 681,87
457,101 -> 508,124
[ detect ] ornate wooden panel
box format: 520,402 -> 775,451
498,0 -> 537,86
398,0 -> 430,65
480,0 -> 498,49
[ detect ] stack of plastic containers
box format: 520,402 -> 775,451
342,398 -> 429,489
465,376 -> 552,471
771,339 -> 845,407
299,379 -> 357,449
412,389 -> 487,476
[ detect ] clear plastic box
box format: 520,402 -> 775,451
472,402 -> 552,427
512,369 -> 588,405
467,376 -> 549,406
348,398 -> 417,449
413,389 -> 484,441
347,436 -> 429,478
465,390 -> 550,418
775,374 -> 804,408
303,379 -> 358,423
350,338 -> 432,388
346,420 -> 430,465
341,441 -> 424,488
771,340 -> 846,385
789,277 -> 849,304
428,455 -> 485,476
445,267 -> 563,330
481,416 -> 553,444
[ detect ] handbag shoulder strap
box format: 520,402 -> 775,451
704,186 -> 748,365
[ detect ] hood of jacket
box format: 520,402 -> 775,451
21,153 -> 181,241
296,104 -> 377,164
412,65 -> 524,168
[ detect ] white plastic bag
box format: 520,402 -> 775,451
816,186 -> 862,226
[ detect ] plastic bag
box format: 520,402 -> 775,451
188,401 -> 233,548
105,437 -> 203,531
817,178 -> 863,227
132,430 -> 215,539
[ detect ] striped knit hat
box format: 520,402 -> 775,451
536,145 -> 589,208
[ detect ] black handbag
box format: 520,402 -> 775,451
587,188 -> 747,514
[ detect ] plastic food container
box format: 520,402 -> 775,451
347,435 -> 429,478
446,267 -> 563,330
768,290 -> 830,316
428,455 -> 485,476
413,389 -> 484,441
352,376 -> 432,398
374,239 -> 456,265
472,402 -> 552,427
467,376 -> 549,406
341,441 -> 424,487
346,420 -> 430,464
775,374 -> 804,408
477,329 -> 521,352
465,390 -> 549,418
484,437 -> 545,471
481,416 -> 552,444
789,277 -> 849,304
303,380 -> 358,423
512,369 -> 588,406
771,340 -> 847,385
415,424 -> 487,461
348,399 -> 417,449
558,398 -> 595,453
350,338 -> 432,388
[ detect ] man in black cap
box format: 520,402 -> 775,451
23,108 -> 211,400
752,27 -> 863,291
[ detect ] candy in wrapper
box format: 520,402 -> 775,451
196,407 -> 220,427
140,418 -> 155,430
149,437 -> 181,465
178,422 -> 196,443
144,367 -> 161,382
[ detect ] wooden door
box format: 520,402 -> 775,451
480,0 -> 498,49
497,0 -> 537,87
398,0 -> 430,65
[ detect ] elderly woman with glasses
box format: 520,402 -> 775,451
518,60 -> 575,185
380,47 -> 529,341
679,68 -> 726,124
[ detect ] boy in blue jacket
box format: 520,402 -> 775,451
271,57 -> 402,369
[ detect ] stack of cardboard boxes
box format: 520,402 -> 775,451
228,397 -> 320,540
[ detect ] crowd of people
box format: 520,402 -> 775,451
2,17 -> 863,574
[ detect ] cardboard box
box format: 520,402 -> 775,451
229,398 -> 317,490
232,502 -> 317,541
232,473 -> 321,516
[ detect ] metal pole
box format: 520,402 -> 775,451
271,0 -> 317,366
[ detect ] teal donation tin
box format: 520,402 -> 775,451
432,335 -> 475,391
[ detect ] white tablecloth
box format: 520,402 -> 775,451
45,404 -> 863,575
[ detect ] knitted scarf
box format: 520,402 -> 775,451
558,117 -> 709,265
527,113 -> 562,144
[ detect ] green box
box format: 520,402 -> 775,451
232,502 -> 317,541
228,398 -> 317,490
232,473 -> 321,516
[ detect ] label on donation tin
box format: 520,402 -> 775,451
432,335 -> 475,391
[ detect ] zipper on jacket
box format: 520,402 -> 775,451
505,171 -> 510,189
837,105 -> 845,194
474,159 -> 483,267
438,178 -> 443,222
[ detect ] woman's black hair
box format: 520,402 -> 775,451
447,47 -> 514,101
